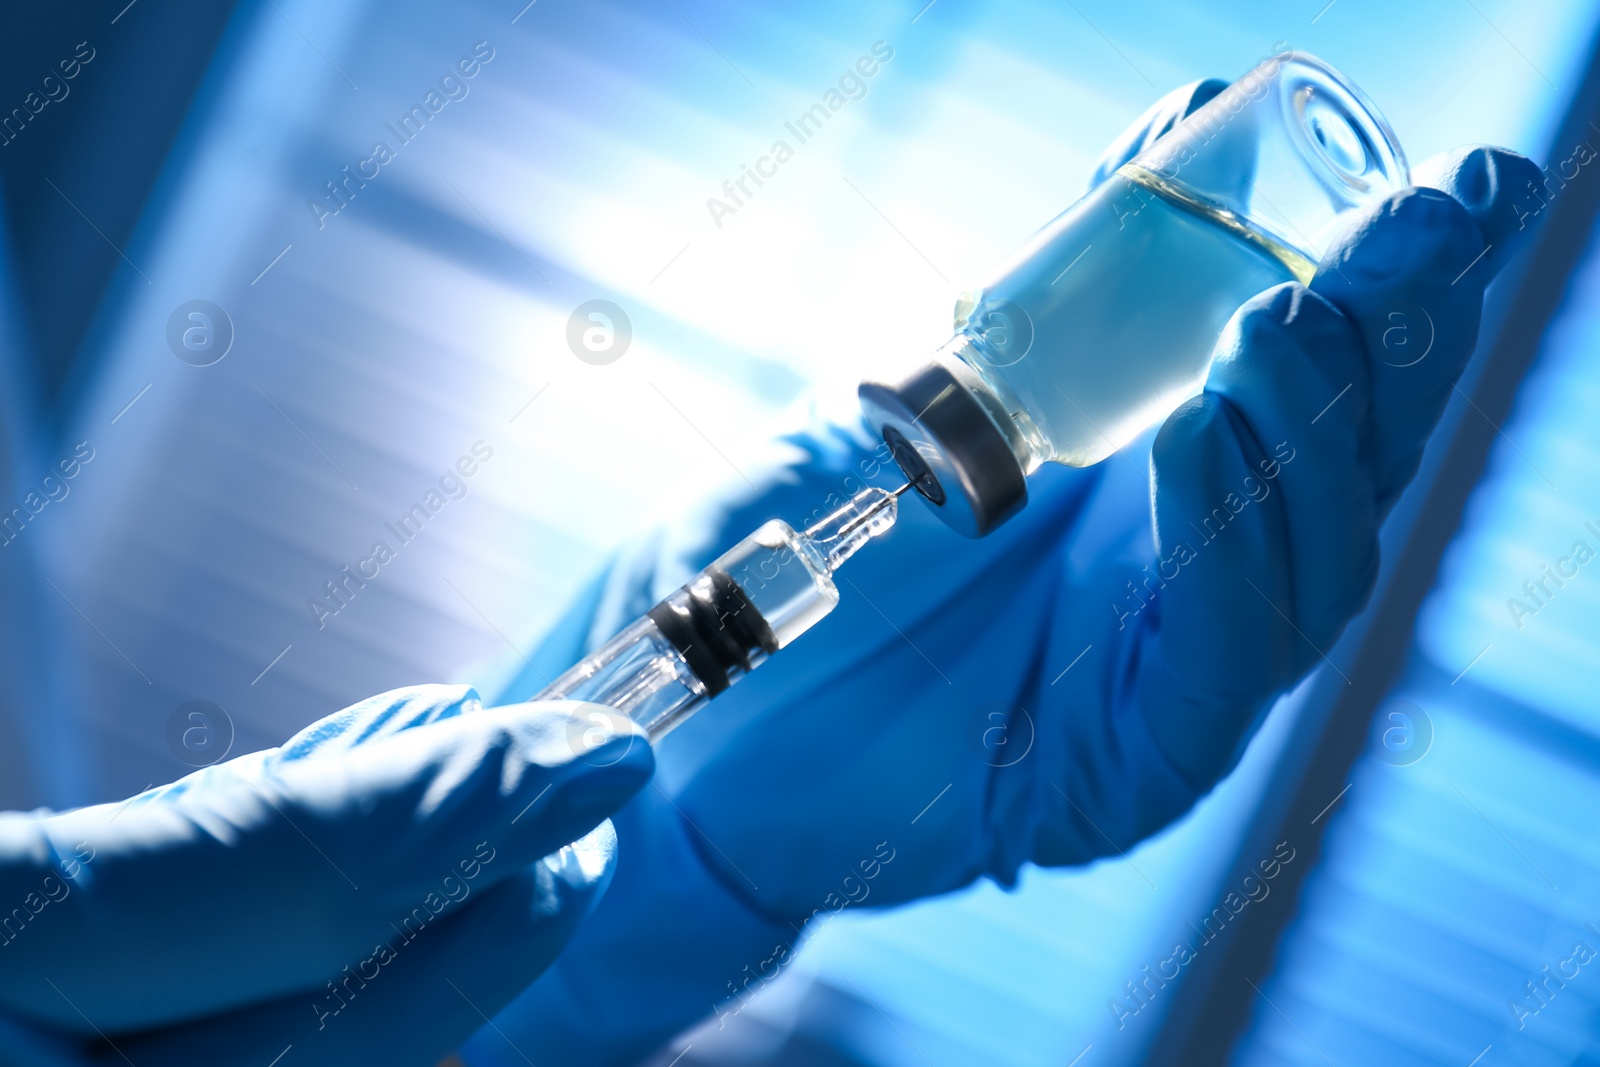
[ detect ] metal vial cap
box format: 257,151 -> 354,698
858,361 -> 1027,538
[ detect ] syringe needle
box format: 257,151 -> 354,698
801,486 -> 903,571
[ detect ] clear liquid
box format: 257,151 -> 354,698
953,165 -> 1310,467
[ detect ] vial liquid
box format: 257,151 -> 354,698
861,53 -> 1409,537
954,165 -> 1311,468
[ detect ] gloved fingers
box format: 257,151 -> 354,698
1309,146 -> 1541,513
270,683 -> 484,763
1088,78 -> 1228,189
1142,147 -> 1542,786
1143,391 -> 1298,784
1202,282 -> 1379,642
109,823 -> 618,1067
0,703 -> 650,1035
1413,145 -> 1546,281
0,1018 -> 87,1067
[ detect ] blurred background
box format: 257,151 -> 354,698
2,0 -> 1599,1063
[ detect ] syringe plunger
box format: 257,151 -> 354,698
533,486 -> 902,741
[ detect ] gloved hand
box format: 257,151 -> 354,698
467,81 -> 1544,1065
0,685 -> 652,1067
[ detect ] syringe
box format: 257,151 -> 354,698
533,484 -> 909,741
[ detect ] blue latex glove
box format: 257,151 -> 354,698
0,685 -> 652,1066
467,81 -> 1543,1065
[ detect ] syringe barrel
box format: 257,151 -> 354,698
533,520 -> 840,741
711,520 -> 840,648
534,613 -> 709,740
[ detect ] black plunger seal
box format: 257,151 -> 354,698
647,568 -> 779,696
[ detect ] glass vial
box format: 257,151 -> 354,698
860,52 -> 1408,537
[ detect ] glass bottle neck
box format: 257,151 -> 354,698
935,337 -> 1051,475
